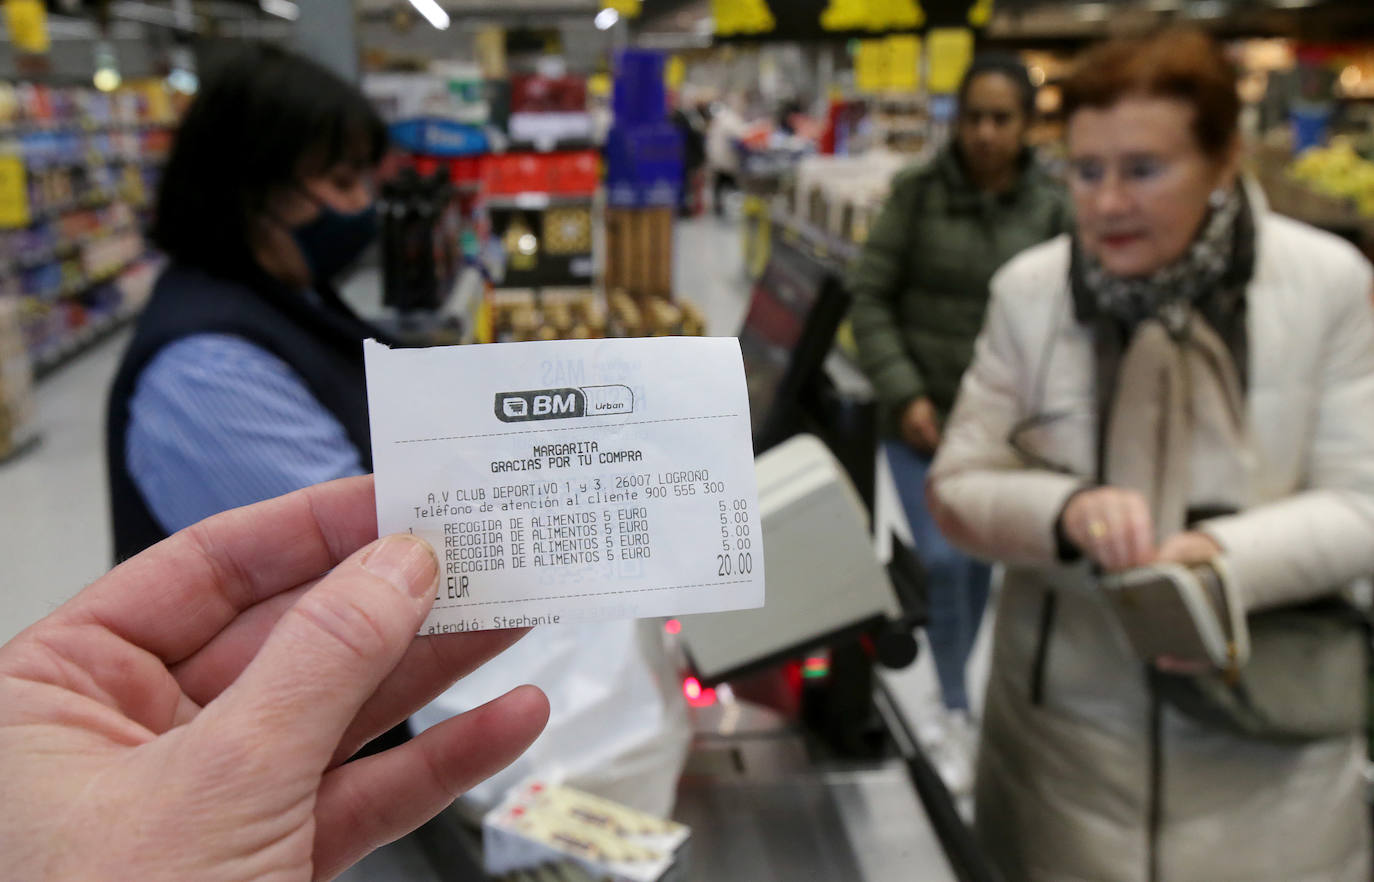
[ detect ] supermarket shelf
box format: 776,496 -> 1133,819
770,204 -> 863,267
32,303 -> 141,382
2,195 -> 137,230
484,192 -> 595,210
0,120 -> 175,137
17,252 -> 147,304
25,157 -> 167,173
3,224 -> 138,272
504,137 -> 599,154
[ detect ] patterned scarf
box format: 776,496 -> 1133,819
1075,187 -> 1247,336
1071,185 -> 1256,393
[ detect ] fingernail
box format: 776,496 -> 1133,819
362,535 -> 438,599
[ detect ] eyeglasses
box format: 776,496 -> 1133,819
1067,154 -> 1169,190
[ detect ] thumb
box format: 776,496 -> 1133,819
199,533 -> 440,768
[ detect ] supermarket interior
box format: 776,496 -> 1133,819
3,1 -> 1374,881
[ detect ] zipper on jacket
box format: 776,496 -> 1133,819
1147,668 -> 1164,882
1029,590 -> 1058,705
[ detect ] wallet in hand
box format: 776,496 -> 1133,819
1099,560 -> 1249,673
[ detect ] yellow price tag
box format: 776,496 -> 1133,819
854,40 -> 887,94
928,27 -> 974,94
872,0 -> 923,29
602,0 -> 641,17
665,55 -> 685,91
823,0 -> 922,31
968,0 -> 994,27
886,35 -> 921,91
713,0 -> 774,35
820,0 -> 864,31
4,0 -> 48,54
0,154 -> 31,229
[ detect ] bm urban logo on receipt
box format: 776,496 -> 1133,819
494,385 -> 635,423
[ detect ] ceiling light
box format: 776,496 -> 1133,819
408,0 -> 450,30
1269,0 -> 1318,7
93,41 -> 121,93
94,68 -> 121,92
595,7 -> 620,30
259,0 -> 299,20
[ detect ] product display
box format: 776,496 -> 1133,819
380,167 -> 464,313
604,207 -> 673,299
788,150 -> 909,244
0,78 -> 174,377
0,294 -> 35,460
542,206 -> 592,255
484,290 -> 703,343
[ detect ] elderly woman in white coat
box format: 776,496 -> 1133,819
929,28 -> 1374,882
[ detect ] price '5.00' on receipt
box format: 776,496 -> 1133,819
364,337 -> 765,635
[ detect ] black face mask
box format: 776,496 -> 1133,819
291,196 -> 378,284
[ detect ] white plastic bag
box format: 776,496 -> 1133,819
410,619 -> 690,817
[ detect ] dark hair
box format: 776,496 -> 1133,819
1061,27 -> 1239,160
151,43 -> 388,279
958,53 -> 1036,119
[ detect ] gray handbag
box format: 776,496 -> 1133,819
1157,596 -> 1370,743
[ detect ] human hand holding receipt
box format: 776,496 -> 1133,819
365,336 -> 766,634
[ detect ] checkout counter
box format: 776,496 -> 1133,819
360,192 -> 999,882
664,216 -> 995,882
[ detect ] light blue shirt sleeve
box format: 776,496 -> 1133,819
126,332 -> 366,534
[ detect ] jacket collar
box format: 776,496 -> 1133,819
937,143 -> 1043,212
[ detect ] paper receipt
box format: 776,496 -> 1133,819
365,336 -> 765,634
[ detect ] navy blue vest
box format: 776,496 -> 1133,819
106,263 -> 380,562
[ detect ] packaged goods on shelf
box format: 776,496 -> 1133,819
0,295 -> 36,460
607,290 -> 705,337
543,206 -> 593,254
789,150 -> 909,244
488,288 -> 607,342
0,80 -> 174,372
381,168 -> 464,313
612,50 -> 668,127
364,66 -> 490,126
508,73 -> 592,147
604,207 -> 673,300
487,289 -> 704,343
484,778 -> 689,882
481,150 -> 599,197
605,123 -> 683,208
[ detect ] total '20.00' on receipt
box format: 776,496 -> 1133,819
364,336 -> 766,635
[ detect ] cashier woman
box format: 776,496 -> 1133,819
105,42 -> 688,817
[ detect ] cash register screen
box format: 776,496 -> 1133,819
737,235 -> 832,442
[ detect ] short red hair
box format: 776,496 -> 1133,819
1061,27 -> 1239,160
